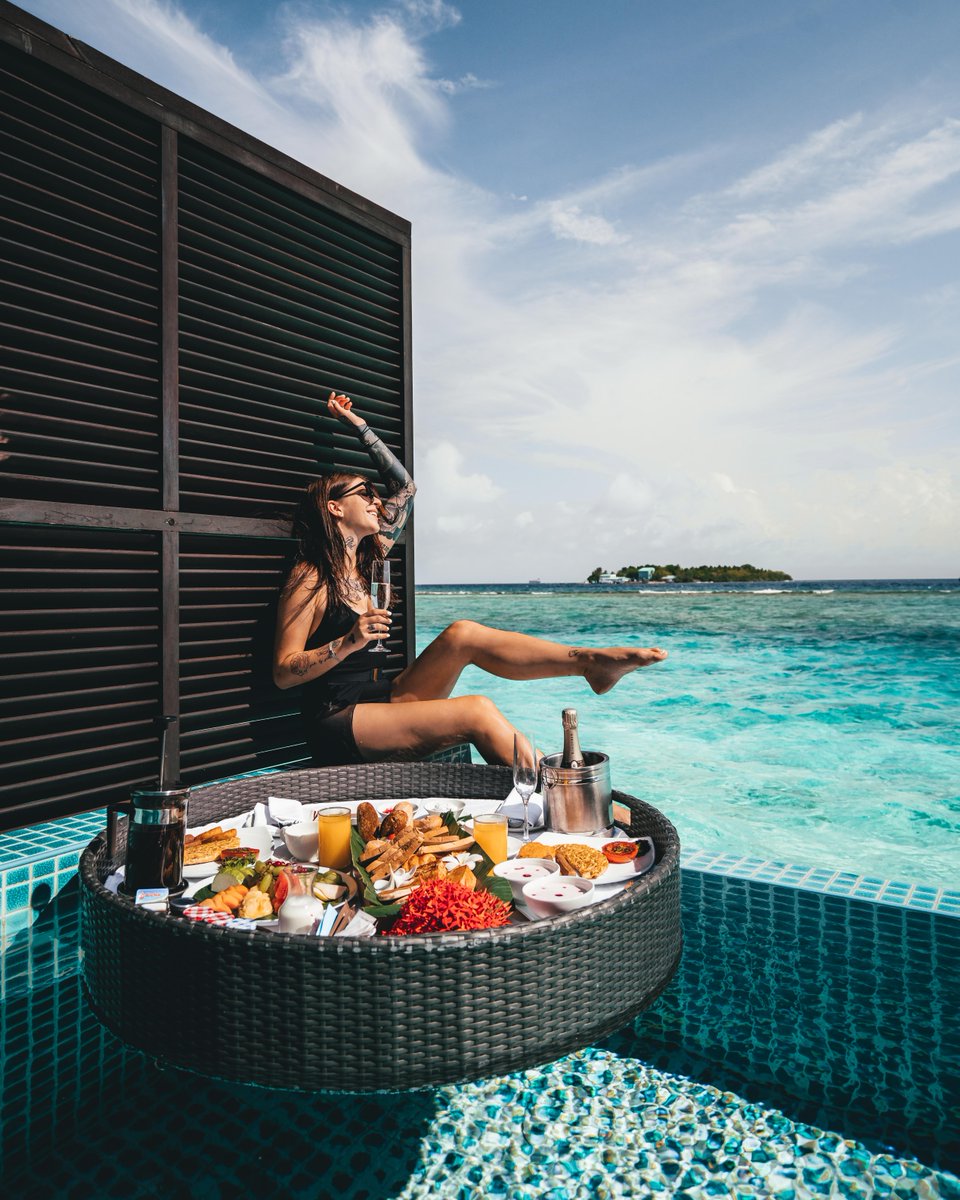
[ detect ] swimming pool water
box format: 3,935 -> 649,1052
415,582 -> 960,889
2,580 -> 957,1195
3,801 -> 957,1194
3,973 -> 957,1198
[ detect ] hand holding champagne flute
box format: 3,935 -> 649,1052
369,560 -> 391,653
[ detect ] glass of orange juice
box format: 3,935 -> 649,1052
316,805 -> 352,870
473,812 -> 508,864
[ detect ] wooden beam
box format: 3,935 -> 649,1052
161,124 -> 179,514
161,526 -> 180,784
400,239 -> 416,670
0,499 -> 292,539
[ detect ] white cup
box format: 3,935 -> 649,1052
492,857 -> 559,903
281,821 -> 318,862
421,799 -> 465,818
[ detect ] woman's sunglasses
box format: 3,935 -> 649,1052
335,480 -> 379,502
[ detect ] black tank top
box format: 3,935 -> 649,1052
301,590 -> 382,714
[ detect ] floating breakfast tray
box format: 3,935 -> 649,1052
78,763 -> 682,1092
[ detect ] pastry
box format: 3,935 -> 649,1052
517,841 -> 556,860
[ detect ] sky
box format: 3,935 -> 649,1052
18,0 -> 960,581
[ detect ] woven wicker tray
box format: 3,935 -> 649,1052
79,763 -> 682,1092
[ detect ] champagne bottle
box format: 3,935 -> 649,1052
560,708 -> 584,769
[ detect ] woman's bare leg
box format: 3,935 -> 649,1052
352,694 -> 517,765
391,619 -> 667,702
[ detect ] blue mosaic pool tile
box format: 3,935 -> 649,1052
1,820 -> 957,1191
852,881 -> 881,896
0,809 -> 104,871
4,883 -> 30,915
3,864 -> 28,889
677,846 -> 960,915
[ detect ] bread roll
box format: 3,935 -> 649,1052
378,808 -> 408,839
357,802 -> 379,843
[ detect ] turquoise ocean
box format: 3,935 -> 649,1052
414,580 -> 959,890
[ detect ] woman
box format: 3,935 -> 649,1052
274,393 -> 667,766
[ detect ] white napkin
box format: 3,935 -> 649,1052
261,796 -> 305,826
335,910 -> 378,938
500,787 -> 543,830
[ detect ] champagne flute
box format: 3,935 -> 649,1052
513,730 -> 538,841
369,559 -> 391,654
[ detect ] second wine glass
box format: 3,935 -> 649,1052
513,730 -> 538,841
369,559 -> 391,654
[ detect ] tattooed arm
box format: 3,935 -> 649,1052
272,566 -> 390,689
326,391 -> 416,547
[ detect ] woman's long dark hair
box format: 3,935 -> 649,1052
286,472 -> 384,610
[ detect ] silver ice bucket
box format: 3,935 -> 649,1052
539,751 -> 613,835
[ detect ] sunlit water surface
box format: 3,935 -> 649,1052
414,581 -> 959,889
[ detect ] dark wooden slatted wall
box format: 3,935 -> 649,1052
0,526 -> 161,825
177,141 -> 406,518
0,3 -> 413,831
0,40 -> 162,507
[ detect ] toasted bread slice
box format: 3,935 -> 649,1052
184,834 -> 240,865
555,843 -> 608,879
360,837 -> 389,862
368,829 -> 423,880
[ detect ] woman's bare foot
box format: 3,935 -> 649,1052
581,646 -> 668,695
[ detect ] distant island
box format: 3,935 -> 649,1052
588,563 -> 793,584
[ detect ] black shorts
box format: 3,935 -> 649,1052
302,678 -> 393,767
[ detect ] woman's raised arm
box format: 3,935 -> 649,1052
326,392 -> 416,548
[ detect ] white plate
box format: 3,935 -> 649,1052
236,825 -> 277,859
500,789 -> 544,832
313,869 -> 358,907
182,817 -> 260,880
517,832 -> 655,885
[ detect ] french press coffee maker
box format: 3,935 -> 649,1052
108,716 -> 189,896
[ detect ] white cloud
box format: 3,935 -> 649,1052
726,114 -> 870,199
399,0 -> 461,33
419,442 -> 502,504
22,0 -> 959,580
547,203 -> 623,246
435,72 -> 495,95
